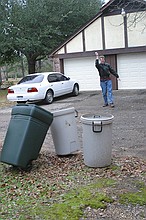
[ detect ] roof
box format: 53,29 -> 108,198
50,0 -> 146,57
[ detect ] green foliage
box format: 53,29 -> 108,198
0,0 -> 103,73
57,0 -> 104,39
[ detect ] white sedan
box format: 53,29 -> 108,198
7,72 -> 79,104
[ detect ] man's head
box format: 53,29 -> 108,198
99,55 -> 105,64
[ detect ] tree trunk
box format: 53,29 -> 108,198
27,57 -> 36,74
21,55 -> 25,77
38,60 -> 42,72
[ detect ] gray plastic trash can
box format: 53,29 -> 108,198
81,114 -> 114,168
0,104 -> 53,169
51,107 -> 80,155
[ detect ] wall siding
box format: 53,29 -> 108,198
66,33 -> 83,53
84,18 -> 103,51
127,12 -> 146,47
104,15 -> 125,49
58,47 -> 65,54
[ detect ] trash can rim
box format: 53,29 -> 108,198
80,114 -> 114,125
52,107 -> 75,117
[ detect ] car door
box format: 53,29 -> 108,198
48,73 -> 65,97
57,74 -> 73,94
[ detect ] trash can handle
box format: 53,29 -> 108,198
75,109 -> 78,117
92,121 -> 102,133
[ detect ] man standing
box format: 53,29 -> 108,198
95,52 -> 119,108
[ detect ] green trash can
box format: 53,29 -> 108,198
0,104 -> 53,169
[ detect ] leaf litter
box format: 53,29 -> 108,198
0,151 -> 146,219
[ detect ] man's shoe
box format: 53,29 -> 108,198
103,104 -> 108,107
110,103 -> 115,108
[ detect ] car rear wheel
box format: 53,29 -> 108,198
72,84 -> 79,96
44,90 -> 54,104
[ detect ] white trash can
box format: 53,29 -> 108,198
81,114 -> 114,168
51,107 -> 80,155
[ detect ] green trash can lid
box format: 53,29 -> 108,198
11,104 -> 53,125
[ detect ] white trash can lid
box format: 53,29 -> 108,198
52,107 -> 75,117
81,114 -> 114,125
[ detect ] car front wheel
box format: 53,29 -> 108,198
44,90 -> 54,104
72,84 -> 79,96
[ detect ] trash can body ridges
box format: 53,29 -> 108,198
51,107 -> 80,155
0,104 -> 53,168
81,114 -> 114,168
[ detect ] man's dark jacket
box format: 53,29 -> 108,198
95,59 -> 119,80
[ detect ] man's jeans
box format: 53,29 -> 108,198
100,80 -> 114,105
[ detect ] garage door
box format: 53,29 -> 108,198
64,57 -> 101,91
117,52 -> 146,89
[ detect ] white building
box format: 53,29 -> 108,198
50,0 -> 146,90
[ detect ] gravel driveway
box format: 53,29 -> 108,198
0,89 -> 146,159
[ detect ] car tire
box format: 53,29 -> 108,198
44,90 -> 54,104
72,84 -> 79,96
17,101 -> 26,104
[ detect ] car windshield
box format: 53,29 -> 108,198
18,75 -> 44,84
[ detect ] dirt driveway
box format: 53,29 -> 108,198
0,89 -> 146,160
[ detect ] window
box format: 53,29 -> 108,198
48,74 -> 58,83
48,73 -> 69,83
18,75 -> 44,84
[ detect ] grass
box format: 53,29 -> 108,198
0,78 -> 19,103
0,89 -> 7,100
119,182 -> 146,206
0,87 -> 16,108
0,89 -> 9,107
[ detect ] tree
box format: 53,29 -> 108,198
106,0 -> 146,29
0,0 -> 104,74
0,0 -> 18,64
